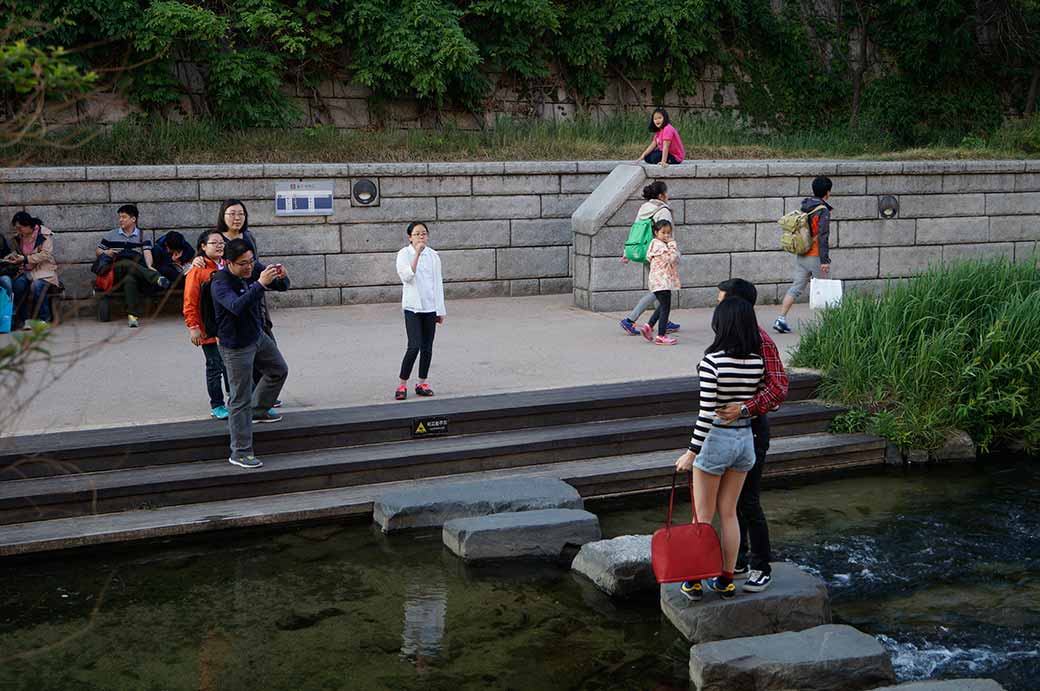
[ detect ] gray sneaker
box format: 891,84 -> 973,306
252,409 -> 282,424
229,455 -> 263,469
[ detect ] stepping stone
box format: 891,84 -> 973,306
689,624 -> 896,691
571,534 -> 655,597
442,508 -> 600,561
871,681 -> 1005,691
373,477 -> 583,532
661,562 -> 830,643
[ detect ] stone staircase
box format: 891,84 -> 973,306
0,372 -> 888,558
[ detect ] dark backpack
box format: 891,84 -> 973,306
200,279 -> 218,337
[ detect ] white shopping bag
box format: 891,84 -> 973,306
809,277 -> 843,309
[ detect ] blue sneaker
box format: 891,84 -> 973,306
772,317 -> 792,334
619,318 -> 640,335
210,405 -> 229,420
666,321 -> 681,334
706,577 -> 737,599
680,580 -> 703,602
252,409 -> 282,424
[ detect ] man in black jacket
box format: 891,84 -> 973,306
211,239 -> 290,469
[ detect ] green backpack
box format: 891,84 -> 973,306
624,218 -> 655,263
778,204 -> 826,255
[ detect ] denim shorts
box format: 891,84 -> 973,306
694,424 -> 756,476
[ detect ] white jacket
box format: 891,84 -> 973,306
636,199 -> 673,223
396,245 -> 446,316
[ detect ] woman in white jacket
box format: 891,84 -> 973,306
395,222 -> 446,400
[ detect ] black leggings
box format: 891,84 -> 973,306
646,290 -> 672,337
400,310 -> 438,380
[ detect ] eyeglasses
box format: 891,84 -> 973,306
233,259 -> 255,267
205,241 -> 225,246
224,211 -> 246,218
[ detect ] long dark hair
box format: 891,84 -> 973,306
706,297 -> 762,357
648,107 -> 671,132
217,199 -> 249,236
11,211 -> 42,229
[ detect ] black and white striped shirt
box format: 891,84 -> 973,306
689,351 -> 765,454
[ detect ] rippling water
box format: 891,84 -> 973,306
1,459 -> 1036,690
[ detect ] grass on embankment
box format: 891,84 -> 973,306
8,113 -> 1040,166
790,258 -> 1040,453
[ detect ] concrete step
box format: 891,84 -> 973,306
0,373 -> 824,479
0,432 -> 887,558
442,508 -> 601,561
0,403 -> 850,525
374,477 -> 582,532
689,624 -> 896,691
661,562 -> 831,643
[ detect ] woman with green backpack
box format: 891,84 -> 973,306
619,181 -> 682,336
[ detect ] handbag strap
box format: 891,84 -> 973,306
665,470 -> 699,531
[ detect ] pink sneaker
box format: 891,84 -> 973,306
654,335 -> 678,346
640,324 -> 654,342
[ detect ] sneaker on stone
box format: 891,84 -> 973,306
680,580 -> 702,602
772,317 -> 792,334
127,315 -> 139,328
228,455 -> 263,469
252,409 -> 282,423
272,399 -> 283,408
395,385 -> 407,401
640,324 -> 654,342
211,405 -> 229,420
665,321 -> 681,333
705,577 -> 737,599
619,318 -> 640,335
654,335 -> 678,346
743,570 -> 772,593
157,276 -> 171,289
415,383 -> 435,397
733,564 -> 750,578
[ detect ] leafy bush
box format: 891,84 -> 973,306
792,258 -> 1040,453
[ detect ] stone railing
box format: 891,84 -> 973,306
571,160 -> 1040,310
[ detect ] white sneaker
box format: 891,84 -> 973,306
127,315 -> 139,328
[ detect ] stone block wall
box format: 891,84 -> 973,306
0,162 -> 586,308
571,160 -> 1040,311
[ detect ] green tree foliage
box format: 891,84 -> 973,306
5,0 -> 1040,138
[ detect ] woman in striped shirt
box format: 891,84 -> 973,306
675,297 -> 765,600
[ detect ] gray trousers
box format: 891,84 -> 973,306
219,332 -> 288,458
785,254 -> 823,300
628,291 -> 659,322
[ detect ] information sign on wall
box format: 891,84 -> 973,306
275,181 -> 334,216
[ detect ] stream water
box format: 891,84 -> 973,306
1,460 -> 1037,690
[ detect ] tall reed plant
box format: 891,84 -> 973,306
791,258 -> 1040,452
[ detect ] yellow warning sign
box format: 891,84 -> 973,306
412,417 -> 449,438
415,422 -> 427,434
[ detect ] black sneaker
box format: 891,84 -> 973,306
743,570 -> 772,593
680,581 -> 702,602
733,564 -> 750,578
706,577 -> 737,600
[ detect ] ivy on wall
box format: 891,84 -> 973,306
4,0 -> 1039,144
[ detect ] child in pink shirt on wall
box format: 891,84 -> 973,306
637,107 -> 685,167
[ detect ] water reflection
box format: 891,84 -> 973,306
399,572 -> 448,669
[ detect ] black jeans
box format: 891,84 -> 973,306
400,310 -> 437,380
644,150 -> 680,165
737,415 -> 772,574
201,342 -> 229,409
646,290 -> 672,337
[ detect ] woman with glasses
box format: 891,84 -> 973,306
184,230 -> 230,419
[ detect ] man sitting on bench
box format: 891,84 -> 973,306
96,204 -> 170,328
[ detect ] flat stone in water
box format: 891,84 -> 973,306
870,680 -> 1005,691
373,477 -> 583,532
442,508 -> 601,561
689,623 -> 896,691
571,534 -> 655,597
661,561 -> 830,643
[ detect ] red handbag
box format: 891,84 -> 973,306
95,268 -> 115,292
651,471 -> 723,583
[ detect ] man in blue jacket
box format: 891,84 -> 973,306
211,238 -> 290,469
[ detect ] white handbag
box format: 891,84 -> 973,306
809,277 -> 843,309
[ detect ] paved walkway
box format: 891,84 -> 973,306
3,295 -> 811,435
